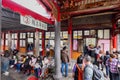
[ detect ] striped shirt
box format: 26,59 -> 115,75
109,58 -> 118,73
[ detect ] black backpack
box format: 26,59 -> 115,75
89,65 -> 103,80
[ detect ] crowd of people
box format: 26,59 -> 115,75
1,44 -> 120,80
72,44 -> 120,80
1,49 -> 55,79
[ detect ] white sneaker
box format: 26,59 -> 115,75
10,65 -> 14,68
3,71 -> 9,76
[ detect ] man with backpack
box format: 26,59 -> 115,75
83,55 -> 104,80
83,55 -> 93,80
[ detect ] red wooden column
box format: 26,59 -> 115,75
17,33 -> 20,50
112,20 -> 117,50
42,30 -> 45,56
3,33 -> 6,51
68,18 -> 72,59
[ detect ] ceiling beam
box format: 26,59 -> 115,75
61,22 -> 112,27
2,25 -> 34,31
73,12 -> 118,19
39,0 -> 52,12
61,4 -> 120,16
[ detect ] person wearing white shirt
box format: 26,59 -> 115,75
41,56 -> 49,77
94,46 -> 101,64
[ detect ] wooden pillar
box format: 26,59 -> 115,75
3,33 -> 5,51
54,6 -> 62,79
112,13 -> 120,51
42,30 -> 45,56
112,19 -> 117,50
17,33 -> 20,50
0,33 -> 3,51
8,31 -> 12,50
35,29 -> 39,56
68,18 -> 72,59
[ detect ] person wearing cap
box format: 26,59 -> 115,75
82,55 -> 93,80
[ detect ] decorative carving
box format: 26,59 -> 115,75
47,0 -> 58,20
85,1 -> 105,9
60,0 -> 120,12
60,0 -> 120,20
61,14 -> 70,20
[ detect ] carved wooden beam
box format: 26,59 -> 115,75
61,5 -> 120,20
61,0 -> 120,20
